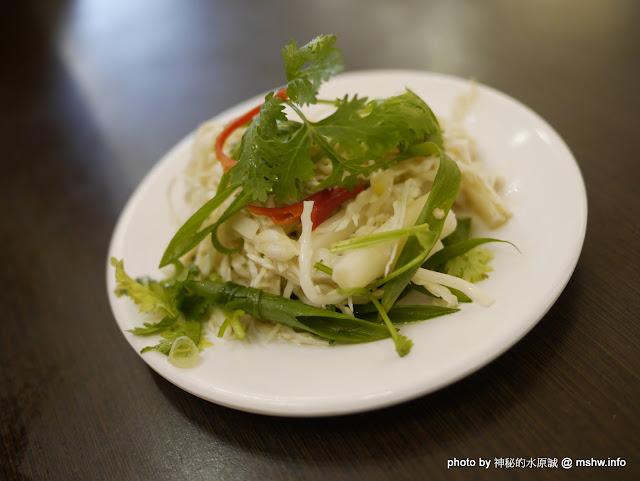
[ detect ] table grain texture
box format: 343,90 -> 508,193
1,1 -> 638,480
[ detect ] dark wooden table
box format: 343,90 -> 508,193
2,1 -> 638,480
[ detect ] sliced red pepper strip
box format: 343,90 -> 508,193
215,88 -> 288,172
247,185 -> 364,230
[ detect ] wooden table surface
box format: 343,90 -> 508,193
2,1 -> 638,480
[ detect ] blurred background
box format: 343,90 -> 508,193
3,0 -> 637,209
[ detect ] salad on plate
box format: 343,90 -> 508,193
111,34 -> 514,368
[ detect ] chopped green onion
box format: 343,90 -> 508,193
329,223 -> 431,253
218,308 -> 246,340
313,262 -> 333,275
168,336 -> 200,368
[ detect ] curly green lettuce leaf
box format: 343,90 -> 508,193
128,315 -> 177,336
112,258 -> 212,355
111,258 -> 178,318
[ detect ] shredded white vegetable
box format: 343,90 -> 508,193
172,90 -> 510,344
298,201 -> 346,307
412,268 -> 495,307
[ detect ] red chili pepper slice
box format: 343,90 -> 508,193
215,88 -> 288,172
247,185 -> 364,230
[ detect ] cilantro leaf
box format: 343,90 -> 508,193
444,247 -> 494,283
228,95 -> 288,202
315,90 -> 440,159
161,35 -> 449,261
269,119 -> 314,202
228,94 -> 316,202
283,34 -> 344,105
289,90 -> 443,190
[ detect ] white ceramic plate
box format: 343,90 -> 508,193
106,70 -> 587,417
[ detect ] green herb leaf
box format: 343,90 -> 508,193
208,189 -> 254,254
444,247 -> 495,283
179,293 -> 210,322
289,90 -> 442,190
283,34 -> 344,105
228,96 -> 288,201
128,315 -> 177,336
185,280 -> 393,343
227,87 -> 443,205
423,237 -> 517,272
158,181 -> 243,267
111,258 -> 178,318
140,320 -> 202,356
141,340 -> 173,355
315,90 -> 441,160
227,94 -> 318,203
353,304 -> 459,323
162,35 -> 450,258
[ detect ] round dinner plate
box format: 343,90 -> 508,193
106,70 -> 587,417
